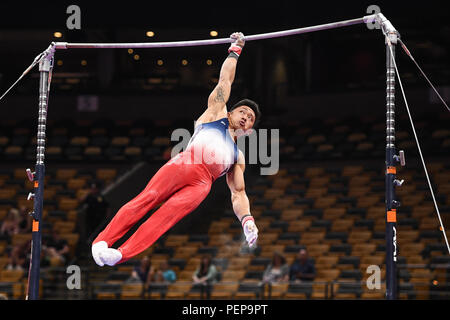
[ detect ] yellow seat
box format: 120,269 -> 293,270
316,269 -> 340,282
349,175 -> 371,187
347,133 -> 367,143
312,282 -> 328,299
307,244 -> 330,257
84,146 -> 101,156
356,195 -> 380,207
284,292 -> 307,299
221,270 -> 245,282
208,234 -> 232,246
58,198 -> 79,210
267,283 -> 288,299
315,256 -> 339,269
234,291 -> 258,299
400,243 -> 425,256
351,243 -> 376,256
11,233 -> 32,246
56,169 -> 77,181
178,270 -> 194,281
360,256 -> 384,267
259,244 -> 285,258
402,194 -> 425,207
331,219 -> 354,232
67,178 -> 86,190
208,221 -> 232,234
96,168 -> 117,182
419,217 -> 439,230
165,282 -> 192,299
227,257 -> 251,270
152,137 -> 170,147
272,198 -> 294,210
299,232 -> 325,245
120,283 -> 143,299
305,187 -> 327,199
334,292 -> 357,299
322,208 -> 346,220
165,235 -> 188,247
304,167 -> 325,178
347,231 -> 372,244
70,136 -> 89,146
0,188 -> 17,200
307,135 -> 326,144
257,233 -> 279,245
0,269 -> 24,282
96,292 -> 117,300
211,282 -> 239,299
348,186 -> 371,198
111,136 -> 130,146
272,177 -> 293,189
263,188 -> 285,200
5,146 -> 23,156
281,209 -> 303,221
287,220 -> 311,232
309,177 -> 330,188
125,146 -> 142,156
314,196 -> 337,209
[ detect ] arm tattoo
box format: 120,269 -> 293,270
214,86 -> 225,103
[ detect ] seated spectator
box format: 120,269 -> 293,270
192,255 -> 218,299
128,256 -> 152,284
262,251 -> 289,284
1,208 -> 20,241
153,260 -> 176,284
192,255 -> 218,285
289,248 -> 316,282
5,241 -> 30,271
43,230 -> 70,266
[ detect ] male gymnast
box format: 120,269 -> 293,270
92,32 -> 261,266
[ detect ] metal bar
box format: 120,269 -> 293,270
53,15 -> 377,50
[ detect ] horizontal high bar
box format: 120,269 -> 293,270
54,14 -> 378,50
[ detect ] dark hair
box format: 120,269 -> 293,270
230,99 -> 261,127
198,255 -> 212,277
272,251 -> 286,266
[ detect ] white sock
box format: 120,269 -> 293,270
99,248 -> 123,266
92,241 -> 108,267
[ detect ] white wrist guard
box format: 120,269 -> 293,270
241,215 -> 258,247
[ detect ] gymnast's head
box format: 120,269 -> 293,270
227,98 -> 261,136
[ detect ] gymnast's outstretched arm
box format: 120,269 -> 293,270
206,32 -> 245,116
226,151 -> 258,247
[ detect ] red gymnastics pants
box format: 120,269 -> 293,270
93,151 -> 213,264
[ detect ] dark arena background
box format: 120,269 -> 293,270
0,0 -> 449,308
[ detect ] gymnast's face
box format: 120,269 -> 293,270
228,105 -> 256,135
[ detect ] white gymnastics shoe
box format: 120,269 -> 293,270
92,241 -> 108,267
99,248 -> 123,266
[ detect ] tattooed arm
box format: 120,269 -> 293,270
195,33 -> 244,125
206,32 -> 245,115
